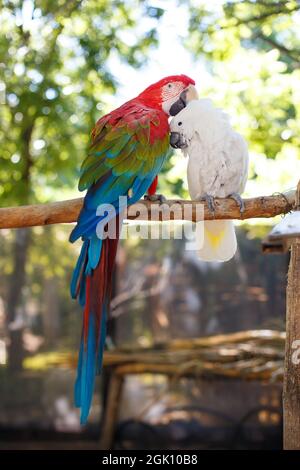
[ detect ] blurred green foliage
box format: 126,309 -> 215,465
1,1 -> 300,202
0,0 -> 163,204
182,0 -> 300,197
0,0 -> 165,365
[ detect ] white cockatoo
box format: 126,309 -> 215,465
170,93 -> 248,262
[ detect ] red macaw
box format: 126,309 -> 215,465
69,75 -> 195,423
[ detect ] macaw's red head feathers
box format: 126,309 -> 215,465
138,74 -> 196,115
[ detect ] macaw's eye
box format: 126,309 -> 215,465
178,121 -> 182,126
167,83 -> 172,89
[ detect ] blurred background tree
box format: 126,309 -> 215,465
182,0 -> 300,196
0,0 -> 164,370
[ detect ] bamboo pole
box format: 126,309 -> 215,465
0,190 -> 295,229
116,329 -> 285,354
110,360 -> 282,381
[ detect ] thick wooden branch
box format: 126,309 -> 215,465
0,190 -> 295,229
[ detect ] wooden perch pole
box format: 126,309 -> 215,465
0,190 -> 295,229
283,181 -> 300,450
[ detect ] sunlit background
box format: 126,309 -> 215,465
0,0 -> 299,449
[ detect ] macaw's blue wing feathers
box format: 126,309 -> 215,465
87,236 -> 102,271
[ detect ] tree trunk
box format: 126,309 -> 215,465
6,123 -> 34,372
6,227 -> 31,371
42,276 -> 60,347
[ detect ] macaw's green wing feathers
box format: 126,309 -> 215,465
71,102 -> 170,242
78,107 -> 168,192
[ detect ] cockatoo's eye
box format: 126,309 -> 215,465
178,121 -> 182,126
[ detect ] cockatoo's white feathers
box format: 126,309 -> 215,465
170,99 -> 248,199
170,99 -> 249,262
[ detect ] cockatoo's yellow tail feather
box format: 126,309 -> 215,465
197,220 -> 237,262
205,226 -> 226,249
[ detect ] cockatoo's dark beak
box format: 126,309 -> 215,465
169,90 -> 187,116
170,132 -> 181,147
170,132 -> 188,149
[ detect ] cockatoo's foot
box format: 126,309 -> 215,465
199,193 -> 216,214
229,192 -> 245,214
144,194 -> 166,203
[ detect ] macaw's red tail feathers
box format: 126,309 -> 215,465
147,175 -> 158,196
73,217 -> 120,424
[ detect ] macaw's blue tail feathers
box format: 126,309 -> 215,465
70,239 -> 88,300
74,278 -> 98,424
71,217 -> 120,424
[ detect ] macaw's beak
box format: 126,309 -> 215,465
169,85 -> 199,116
169,90 -> 187,116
